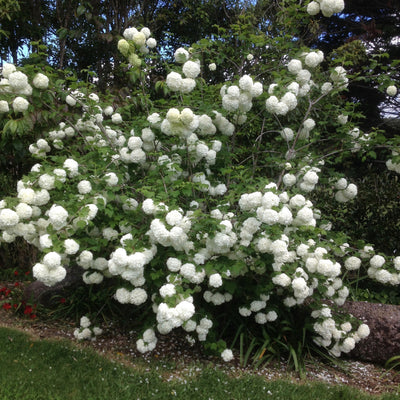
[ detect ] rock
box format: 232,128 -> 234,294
341,301 -> 400,364
23,267 -> 84,308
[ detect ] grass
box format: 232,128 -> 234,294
0,327 -> 399,400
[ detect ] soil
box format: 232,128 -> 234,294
1,307 -> 400,396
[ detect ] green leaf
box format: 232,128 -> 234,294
76,5 -> 86,16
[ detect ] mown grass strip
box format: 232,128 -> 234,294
0,327 -> 397,400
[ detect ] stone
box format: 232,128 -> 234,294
23,267 -> 84,308
341,301 -> 400,364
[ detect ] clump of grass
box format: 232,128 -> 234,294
0,327 -> 393,400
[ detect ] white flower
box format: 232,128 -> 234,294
64,239 -> 80,255
281,127 -> 294,141
344,256 -> 361,271
357,324 -> 370,339
115,288 -> 131,304
159,283 -> 176,298
174,48 -> 189,63
370,254 -> 385,268
32,73 -> 49,89
104,172 -> 118,186
0,208 -> 19,227
43,252 -> 62,269
8,71 -> 28,90
12,96 -> 29,112
247,53 -> 254,61
305,52 -> 323,68
208,63 -> 216,71
221,348 -> 234,362
272,273 -> 291,287
321,82 -> 333,94
131,288 -> 148,305
48,204 -> 69,228
39,234 -> 52,249
281,92 -> 297,111
176,300 -> 195,321
63,158 -> 79,177
80,316 -> 91,328
287,59 -> 302,74
166,210 -> 183,226
341,337 -> 355,353
209,273 -> 223,288
111,113 -> 122,124
386,85 -> 397,96
15,203 -> 32,219
337,114 -> 348,125
146,37 -> 157,48
321,0 -> 345,17
166,71 -> 182,91
182,61 -> 200,79
307,1 -> 320,15
132,31 -> 146,46
266,311 -> 278,321
38,174 -> 55,190
77,180 -> 92,194
2,63 -> 16,78
66,95 -> 76,106
0,100 -> 9,113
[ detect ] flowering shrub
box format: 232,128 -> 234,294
0,1 -> 399,363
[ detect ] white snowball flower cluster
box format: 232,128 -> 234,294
136,328 -> 158,353
312,311 -> 370,357
221,75 -> 263,115
266,55 -> 323,115
221,348 -> 234,362
108,246 -> 155,286
386,151 -> 400,174
334,178 -> 357,203
32,73 -> 49,89
122,26 -> 157,53
148,211 -> 192,252
12,96 -> 29,112
307,0 -> 345,17
386,85 -> 397,96
166,57 -> 200,94
156,298 -> 195,334
330,66 -> 349,89
115,287 -> 148,305
32,252 -> 66,286
73,315 -> 103,341
161,107 -> 199,138
304,51 -> 324,68
367,254 -> 400,285
174,48 -> 190,63
298,167 -> 320,192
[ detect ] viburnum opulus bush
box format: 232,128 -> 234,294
0,0 -> 399,362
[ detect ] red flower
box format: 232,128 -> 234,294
25,271 -> 30,276
14,270 -> 19,276
30,314 -> 37,320
13,304 -> 18,309
14,282 -> 20,287
60,298 -> 66,303
24,306 -> 33,315
5,289 -> 11,297
2,303 -> 12,310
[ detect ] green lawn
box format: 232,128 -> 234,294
0,327 -> 398,400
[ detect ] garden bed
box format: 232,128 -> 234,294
1,306 -> 399,396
